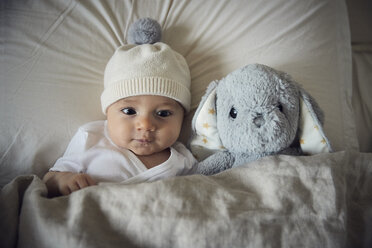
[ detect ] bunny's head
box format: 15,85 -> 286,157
190,64 -> 331,164
216,64 -> 301,154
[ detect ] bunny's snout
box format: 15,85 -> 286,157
253,113 -> 265,128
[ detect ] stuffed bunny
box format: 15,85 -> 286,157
189,64 -> 332,175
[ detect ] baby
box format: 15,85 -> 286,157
43,29 -> 197,196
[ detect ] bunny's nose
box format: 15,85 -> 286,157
253,114 -> 265,128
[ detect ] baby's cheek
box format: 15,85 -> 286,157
164,127 -> 181,145
109,128 -> 130,148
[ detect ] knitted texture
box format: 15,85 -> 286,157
101,43 -> 191,113
127,18 -> 162,45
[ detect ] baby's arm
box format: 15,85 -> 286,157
43,171 -> 96,197
43,123 -> 98,197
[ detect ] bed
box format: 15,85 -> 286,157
1,0 -> 371,247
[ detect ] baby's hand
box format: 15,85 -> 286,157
43,171 -> 97,196
57,172 -> 97,195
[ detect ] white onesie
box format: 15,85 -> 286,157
50,120 -> 197,184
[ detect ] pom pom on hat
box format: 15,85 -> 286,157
101,18 -> 191,114
127,18 -> 162,45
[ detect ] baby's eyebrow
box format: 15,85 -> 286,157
116,99 -> 178,108
118,98 -> 137,104
157,102 -> 177,107
115,99 -> 140,108
158,101 -> 185,110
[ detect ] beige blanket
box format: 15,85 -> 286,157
1,151 -> 371,248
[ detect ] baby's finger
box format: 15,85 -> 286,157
60,186 -> 71,196
75,174 -> 96,189
85,175 -> 97,186
68,181 -> 81,193
75,176 -> 89,189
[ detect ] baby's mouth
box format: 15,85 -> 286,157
134,138 -> 153,144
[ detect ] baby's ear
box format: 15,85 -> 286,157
298,87 -> 332,154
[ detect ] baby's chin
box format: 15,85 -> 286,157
129,144 -> 163,157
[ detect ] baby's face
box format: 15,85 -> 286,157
106,95 -> 184,156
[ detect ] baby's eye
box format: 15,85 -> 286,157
229,107 -> 237,119
121,108 -> 136,115
156,110 -> 172,117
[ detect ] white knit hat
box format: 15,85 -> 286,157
101,42 -> 191,114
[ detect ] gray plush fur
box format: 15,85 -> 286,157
127,18 -> 162,45
192,64 -> 325,175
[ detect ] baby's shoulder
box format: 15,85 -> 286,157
172,142 -> 196,160
74,120 -> 107,145
171,141 -> 187,152
78,120 -> 106,134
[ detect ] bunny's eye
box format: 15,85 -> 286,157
229,107 -> 237,119
277,103 -> 283,112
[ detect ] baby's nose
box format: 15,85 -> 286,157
137,115 -> 156,131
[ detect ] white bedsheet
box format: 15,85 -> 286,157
0,1 -> 359,183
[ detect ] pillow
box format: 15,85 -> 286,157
0,0 -> 357,187
352,44 -> 372,152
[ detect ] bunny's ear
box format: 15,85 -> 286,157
298,89 -> 332,154
189,81 -> 225,161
